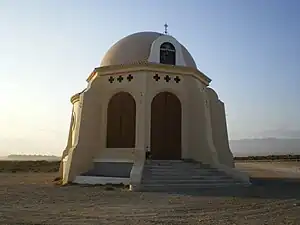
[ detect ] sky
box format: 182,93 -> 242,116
0,0 -> 300,156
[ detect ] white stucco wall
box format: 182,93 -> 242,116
63,67 -> 238,184
87,70 -> 219,165
71,98 -> 83,147
88,71 -> 147,151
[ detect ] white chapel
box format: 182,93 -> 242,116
59,30 -> 249,191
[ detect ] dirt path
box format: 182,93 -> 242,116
0,173 -> 299,225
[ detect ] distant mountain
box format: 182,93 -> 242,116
257,129 -> 300,139
0,137 -> 64,158
3,154 -> 60,161
230,138 -> 300,157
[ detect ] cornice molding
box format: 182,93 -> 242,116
70,88 -> 86,104
86,62 -> 211,86
70,93 -> 80,104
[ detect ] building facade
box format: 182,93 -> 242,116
59,31 -> 246,187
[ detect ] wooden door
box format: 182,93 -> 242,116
106,92 -> 136,148
151,92 -> 181,159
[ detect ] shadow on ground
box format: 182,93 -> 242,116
148,177 -> 300,200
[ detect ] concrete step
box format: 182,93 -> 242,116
145,163 -> 216,167
142,179 -> 241,185
144,167 -> 219,172
144,167 -> 216,171
142,176 -> 233,180
146,160 -> 206,164
142,182 -> 244,186
140,160 -> 247,192
143,171 -> 226,176
145,167 -> 220,172
145,161 -> 210,165
141,183 -> 248,191
145,163 -> 212,167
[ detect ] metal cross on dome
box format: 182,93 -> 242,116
164,23 -> 168,34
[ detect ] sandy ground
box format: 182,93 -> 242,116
236,161 -> 300,178
0,162 -> 299,225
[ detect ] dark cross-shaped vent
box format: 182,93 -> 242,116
164,75 -> 171,82
153,74 -> 160,81
174,76 -> 181,83
127,74 -> 133,82
117,75 -> 124,83
108,76 -> 114,83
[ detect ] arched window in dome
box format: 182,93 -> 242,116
160,42 -> 176,65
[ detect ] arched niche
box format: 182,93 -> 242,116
106,92 -> 136,148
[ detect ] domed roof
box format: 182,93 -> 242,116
100,31 -> 197,68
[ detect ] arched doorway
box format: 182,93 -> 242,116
106,92 -> 136,148
150,92 -> 181,160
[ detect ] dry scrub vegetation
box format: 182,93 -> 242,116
0,154 -> 299,174
234,154 -> 300,161
0,160 -> 60,173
